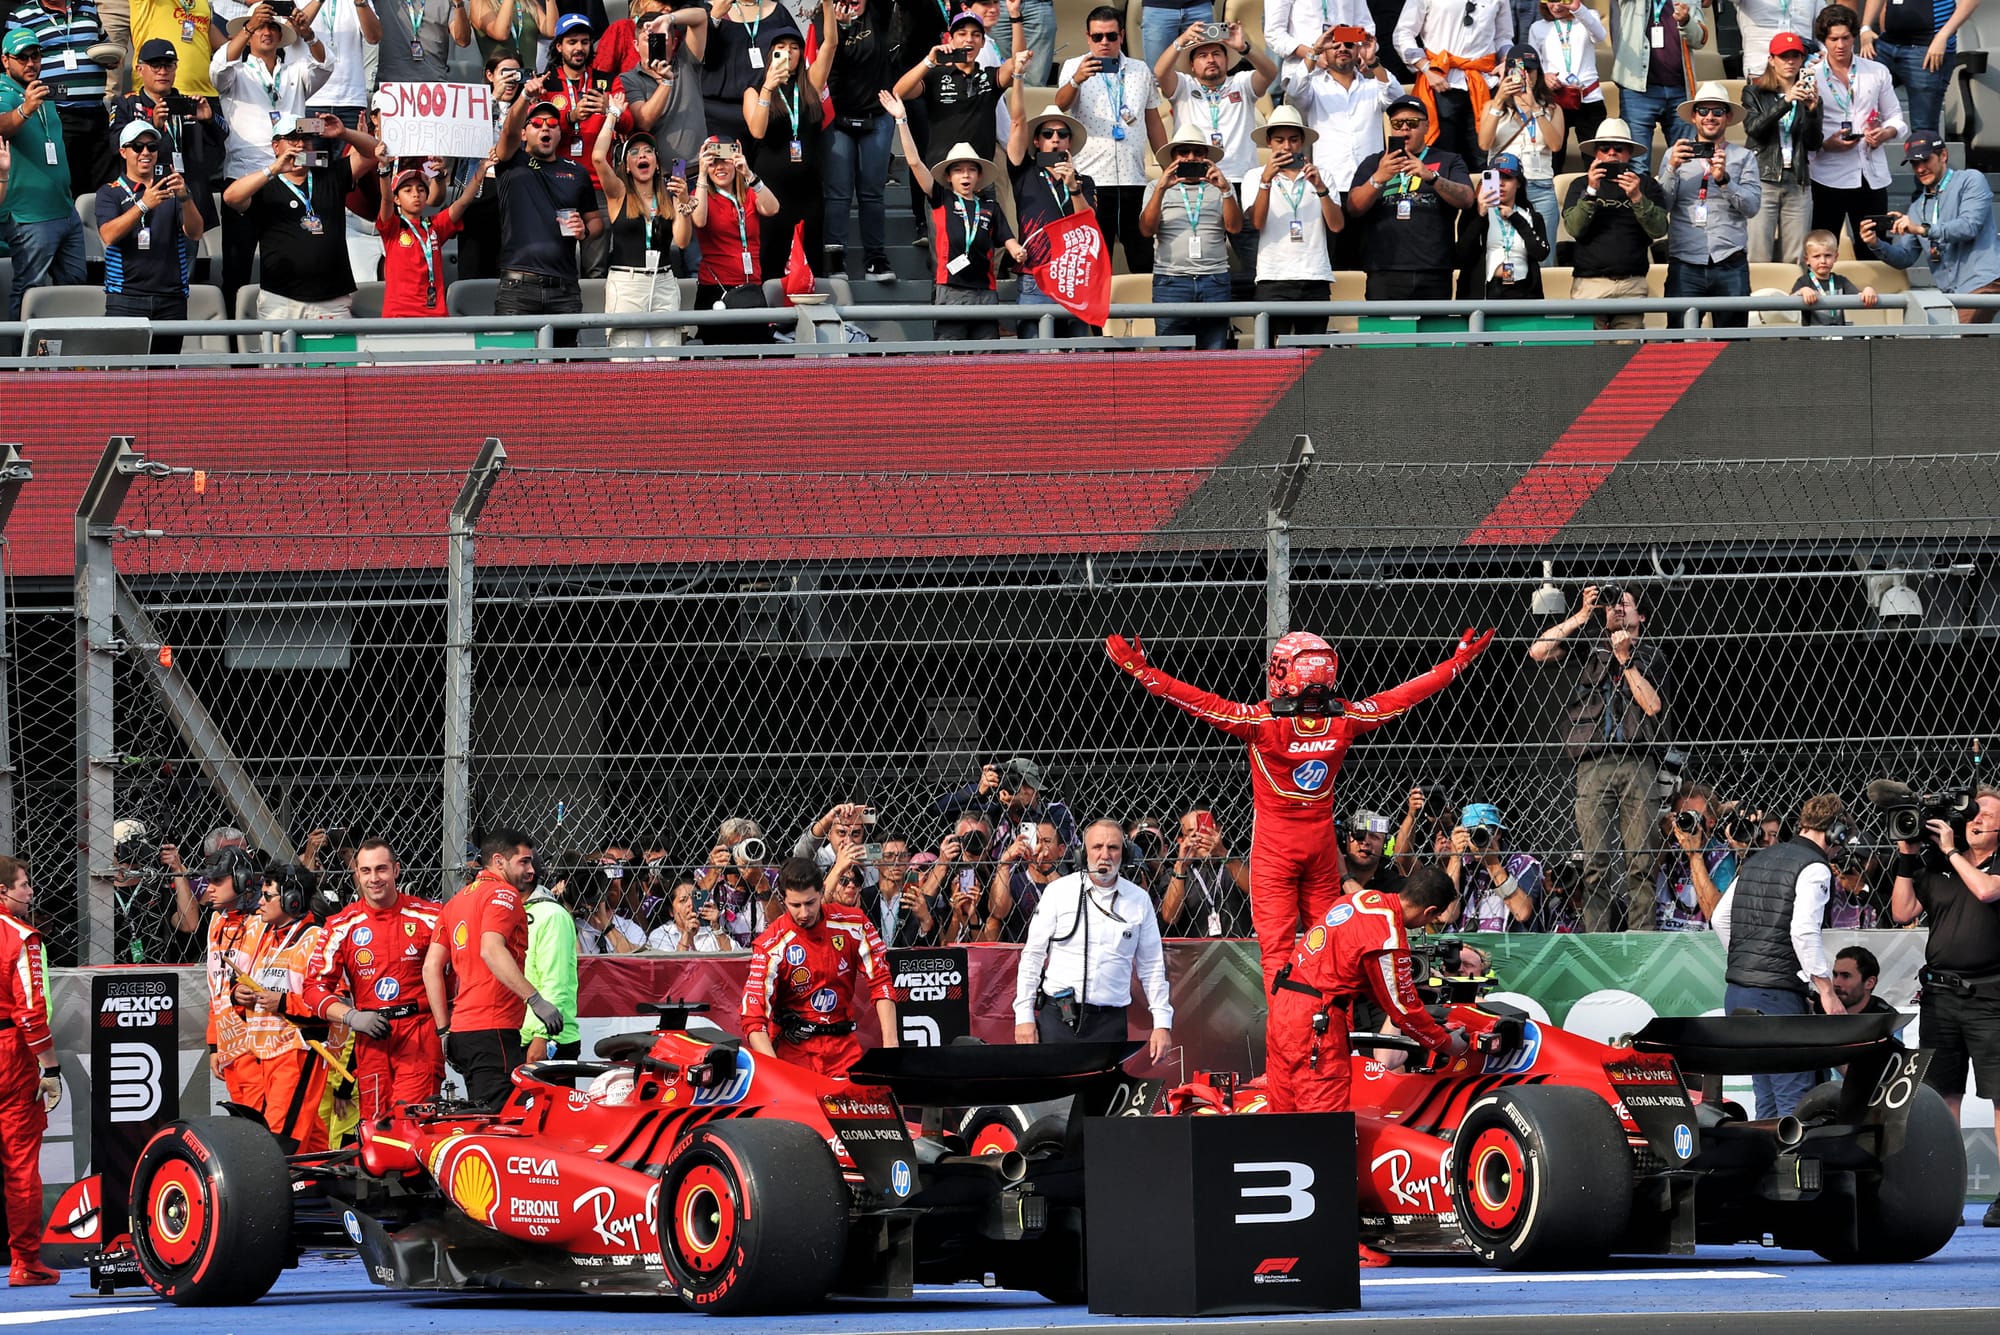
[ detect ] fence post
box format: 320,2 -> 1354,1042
1264,434 -> 1315,656
0,445 -> 33,855
74,437 -> 144,965
443,438 -> 507,884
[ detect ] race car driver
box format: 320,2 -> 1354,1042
1265,866 -> 1471,1116
425,827 -> 561,1109
1104,628 -> 1494,992
0,855 -> 61,1286
201,846 -> 266,1108
741,856 -> 898,1079
232,864 -> 344,1153
303,839 -> 444,1120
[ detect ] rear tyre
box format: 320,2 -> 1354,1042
658,1118 -> 848,1313
129,1117 -> 292,1305
1796,1080 -> 1966,1263
1447,1086 -> 1632,1269
1019,1112 -> 1069,1157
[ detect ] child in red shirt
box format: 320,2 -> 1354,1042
375,156 -> 488,318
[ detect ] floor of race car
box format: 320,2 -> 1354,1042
11,1205 -> 1996,1335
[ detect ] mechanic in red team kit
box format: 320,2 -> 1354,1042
1265,867 -> 1470,1115
304,839 -> 445,1119
0,856 -> 60,1287
1105,627 -> 1493,990
741,857 -> 898,1079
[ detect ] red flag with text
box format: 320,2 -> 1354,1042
1024,209 -> 1111,327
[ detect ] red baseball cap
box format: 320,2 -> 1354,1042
1769,31 -> 1807,56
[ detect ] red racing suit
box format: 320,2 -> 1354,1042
304,894 -> 445,1120
741,905 -> 893,1079
1265,889 -> 1458,1113
0,908 -> 53,1270
1108,635 -> 1484,988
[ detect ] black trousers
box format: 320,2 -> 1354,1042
59,103 -> 113,202
494,272 -> 584,347
1093,185 -> 1154,275
105,291 -> 188,354
1812,181 -> 1888,258
220,181 -> 260,311
1365,269 -> 1453,301
446,1029 -> 525,1109
1256,278 -> 1332,339
1036,1000 -> 1129,1044
1432,88 -> 1479,172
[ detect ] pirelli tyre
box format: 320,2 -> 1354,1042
1447,1085 -> 1633,1269
1794,1079 -> 1966,1263
130,1116 -> 293,1305
659,1118 -> 848,1314
1019,1112 -> 1070,1157
960,1106 -> 1028,1156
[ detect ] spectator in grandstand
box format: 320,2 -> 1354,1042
444,46 -> 526,282
489,86 -> 602,340
1158,808 -> 1251,939
618,6 -> 708,170
212,10 -> 332,307
1806,4 -> 1903,251
1441,802 -> 1543,931
920,811 -> 996,938
1005,97 -> 1098,333
1267,0 -> 1376,74
1393,0 -> 1515,168
521,866 -> 580,1060
1860,0 -> 1976,137
1529,1 -> 1607,173
471,0 -> 554,66
1793,226 -> 1879,322
690,133 -> 775,317
888,118 -> 1022,340
743,23 -> 832,281
702,0 -> 800,146
935,757 -> 1079,855
129,0 -> 220,97
866,833 -> 943,948
536,14 -> 619,278
1246,106 -> 1342,337
96,120 -> 203,350
1725,792 -> 1850,1115
894,9 -> 1014,173
1282,27 -> 1396,270
113,41 -> 226,244
222,113 -> 375,319
1142,120 -> 1240,348
377,0 -> 471,85
1737,0 -> 1824,80
1,29 -> 88,324
376,155 -> 484,318
645,877 -> 730,951
1561,117 -> 1669,329
698,815 -> 776,944
1529,583 -> 1672,932
1655,781 -> 1736,930
1457,150 -> 1548,297
1056,6 -> 1167,274
591,102 -> 690,351
1658,82 -> 1760,326
6,0 -> 113,197
1477,43 -> 1563,241
989,817 -> 1066,942
1744,31 -> 1822,266
1344,94 -> 1475,300
1865,132 -> 2000,322
984,0 -> 1048,87
296,0 -> 379,129
1155,21 -> 1278,286
1600,0 -> 1707,171
822,0 -> 892,280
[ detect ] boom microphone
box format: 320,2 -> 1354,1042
1864,778 -> 1916,809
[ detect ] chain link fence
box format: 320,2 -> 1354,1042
9,445 -> 1999,963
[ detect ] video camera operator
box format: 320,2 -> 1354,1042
1340,805 -> 1406,897
934,757 -> 1078,854
1723,792 -> 1852,1117
1888,782 -> 2000,1223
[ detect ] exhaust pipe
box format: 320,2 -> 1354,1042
927,1151 -> 1028,1183
1775,1115 -> 1804,1148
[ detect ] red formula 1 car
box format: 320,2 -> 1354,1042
123,1004 -> 1142,1312
1160,995 -> 1965,1268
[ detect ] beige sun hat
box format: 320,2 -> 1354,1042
1155,119 -> 1224,168
1579,117 -> 1643,153
928,141 -> 999,191
1252,105 -> 1320,149
1677,80 -> 1745,129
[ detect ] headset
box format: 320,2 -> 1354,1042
203,846 -> 263,904
267,863 -> 310,919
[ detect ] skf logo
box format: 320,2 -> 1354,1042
1252,1257 -> 1301,1284
1290,760 -> 1329,792
106,1044 -> 162,1122
1234,1161 -> 1316,1224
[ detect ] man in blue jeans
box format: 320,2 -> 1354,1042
1721,793 -> 1851,1118
1141,0 -> 1217,63
1604,0 -> 1709,170
1657,81 -> 1760,326
1860,0 -> 1977,136
0,29 -> 88,323
988,0 -> 1055,86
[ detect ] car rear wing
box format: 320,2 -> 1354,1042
1630,1014 -> 1901,1074
848,1041 -> 1143,1109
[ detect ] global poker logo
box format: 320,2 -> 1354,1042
1291,759 -> 1329,792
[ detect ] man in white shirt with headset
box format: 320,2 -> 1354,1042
1013,818 -> 1173,1058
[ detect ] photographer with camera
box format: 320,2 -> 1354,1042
697,816 -> 776,945
575,846 -> 647,954
1340,806 -> 1406,896
212,7 -> 334,305
111,819 -> 204,964
924,813 -> 998,945
988,817 -> 1065,942
1723,792 -> 1851,1117
645,877 -> 730,952
935,757 -> 1078,857
1560,120 -> 1669,329
1529,582 -> 1672,931
1658,83 -> 1760,326
1444,801 -> 1543,932
1888,782 -> 2000,1221
1159,807 -> 1252,939
1654,780 -> 1737,932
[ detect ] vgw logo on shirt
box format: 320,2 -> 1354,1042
1290,759 -> 1329,792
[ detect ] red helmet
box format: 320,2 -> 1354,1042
1268,631 -> 1338,701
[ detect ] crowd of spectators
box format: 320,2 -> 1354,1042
2,0 -> 1994,340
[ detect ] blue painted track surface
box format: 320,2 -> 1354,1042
6,1206 -> 1994,1333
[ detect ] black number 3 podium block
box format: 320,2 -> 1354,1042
1083,1113 -> 1360,1316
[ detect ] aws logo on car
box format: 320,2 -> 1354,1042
1291,760 -> 1329,793
1481,1020 -> 1542,1075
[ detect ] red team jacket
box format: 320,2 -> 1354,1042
303,893 -> 442,1017
0,908 -> 53,1061
741,905 -> 892,1038
1287,889 -> 1451,1048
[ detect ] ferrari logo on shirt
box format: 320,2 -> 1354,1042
830,933 -> 846,951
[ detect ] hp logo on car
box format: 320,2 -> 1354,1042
691,1049 -> 757,1107
1290,760 -> 1329,793
343,1210 -> 364,1244
1481,1020 -> 1542,1075
890,1161 -> 912,1198
1673,1124 -> 1694,1160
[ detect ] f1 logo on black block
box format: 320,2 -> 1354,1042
1234,1161 -> 1316,1223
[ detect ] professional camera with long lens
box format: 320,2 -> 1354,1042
735,835 -> 768,865
1594,581 -> 1625,609
957,828 -> 989,861
1672,809 -> 1703,836
1866,778 -> 1976,844
115,834 -> 162,878
1720,808 -> 1759,845
1468,824 -> 1495,849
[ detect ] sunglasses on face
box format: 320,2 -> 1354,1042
1390,118 -> 1424,129
129,142 -> 161,153
527,115 -> 561,128
1088,31 -> 1119,42
1037,127 -> 1072,139
1328,41 -> 1360,49
1693,105 -> 1728,117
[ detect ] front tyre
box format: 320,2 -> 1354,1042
658,1119 -> 847,1314
130,1117 -> 292,1305
1447,1086 -> 1632,1269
